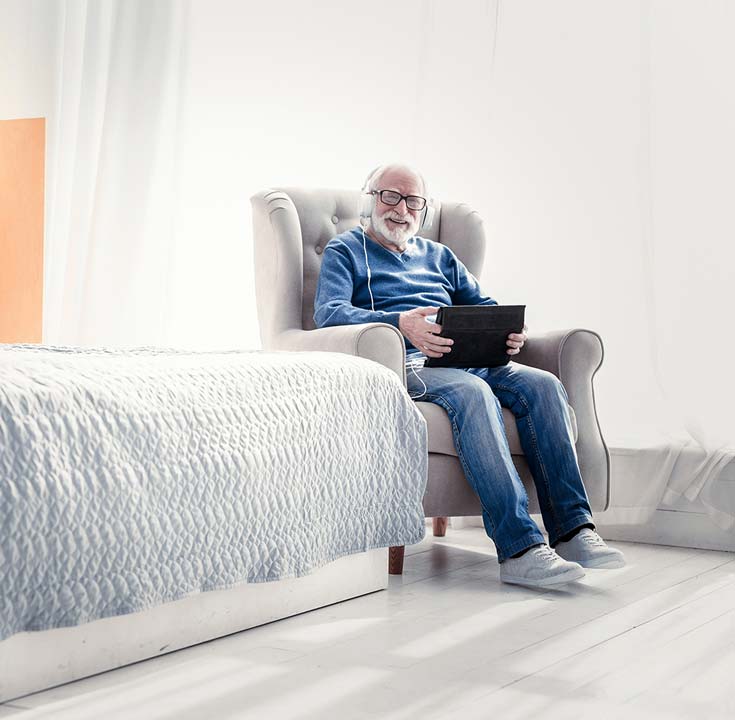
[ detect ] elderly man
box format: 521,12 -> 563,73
313,164 -> 624,588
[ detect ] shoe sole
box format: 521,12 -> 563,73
500,566 -> 586,588
576,556 -> 626,569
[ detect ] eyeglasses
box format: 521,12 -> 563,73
372,189 -> 427,211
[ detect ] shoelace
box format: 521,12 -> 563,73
530,544 -> 559,561
579,530 -> 606,547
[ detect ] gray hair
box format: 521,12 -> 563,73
364,164 -> 429,198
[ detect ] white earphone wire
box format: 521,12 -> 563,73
406,356 -> 427,400
362,215 -> 428,400
360,223 -> 375,312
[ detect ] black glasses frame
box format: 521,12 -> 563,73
372,189 -> 427,211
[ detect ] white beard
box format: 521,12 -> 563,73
372,210 -> 418,250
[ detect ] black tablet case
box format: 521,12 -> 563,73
424,305 -> 526,369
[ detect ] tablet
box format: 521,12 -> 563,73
424,305 -> 526,369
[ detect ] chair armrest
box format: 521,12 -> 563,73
273,324 -> 407,385
515,329 -> 611,511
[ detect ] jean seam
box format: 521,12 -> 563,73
420,391 -> 500,542
549,514 -> 595,548
492,381 -> 564,541
500,532 -> 547,563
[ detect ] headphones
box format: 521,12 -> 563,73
358,166 -> 435,232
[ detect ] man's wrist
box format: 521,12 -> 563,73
381,311 -> 403,332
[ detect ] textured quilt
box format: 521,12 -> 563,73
0,345 -> 427,640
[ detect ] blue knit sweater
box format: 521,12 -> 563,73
313,227 -> 497,350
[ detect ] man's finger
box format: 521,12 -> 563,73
423,340 -> 452,355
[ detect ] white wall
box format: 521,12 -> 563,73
646,2 -> 735,449
1,0 -> 61,299
412,0 -> 734,446
0,0 -> 59,121
166,0 -> 430,349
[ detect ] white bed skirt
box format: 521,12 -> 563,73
0,548 -> 388,703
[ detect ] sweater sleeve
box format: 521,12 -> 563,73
449,252 -> 498,306
313,243 -> 403,329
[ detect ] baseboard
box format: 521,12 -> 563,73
595,507 -> 735,553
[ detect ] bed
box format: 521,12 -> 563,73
0,344 -> 427,701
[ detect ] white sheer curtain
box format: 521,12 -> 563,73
45,0 -> 188,347
42,0 -> 734,526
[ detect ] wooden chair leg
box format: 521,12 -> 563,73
389,545 -> 405,575
433,516 -> 448,537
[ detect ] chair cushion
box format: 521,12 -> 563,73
416,401 -> 578,457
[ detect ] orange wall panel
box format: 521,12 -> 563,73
0,117 -> 45,343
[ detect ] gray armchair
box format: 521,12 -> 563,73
251,188 -> 610,574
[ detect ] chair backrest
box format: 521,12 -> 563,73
251,187 -> 487,347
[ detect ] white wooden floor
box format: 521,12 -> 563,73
2,526 -> 734,720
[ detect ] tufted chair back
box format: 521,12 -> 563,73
251,188 -> 487,347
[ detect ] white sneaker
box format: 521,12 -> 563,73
554,528 -> 626,569
500,544 -> 585,588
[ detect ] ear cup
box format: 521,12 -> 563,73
358,191 -> 375,221
358,166 -> 382,222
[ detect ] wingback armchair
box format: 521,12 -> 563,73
251,188 -> 611,574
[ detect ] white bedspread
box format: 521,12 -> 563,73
0,345 -> 427,641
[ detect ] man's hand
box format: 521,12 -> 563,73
399,307 -> 453,358
506,324 -> 528,356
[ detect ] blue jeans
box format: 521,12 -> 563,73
406,358 -> 593,562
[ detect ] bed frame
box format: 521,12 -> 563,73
0,548 -> 387,702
